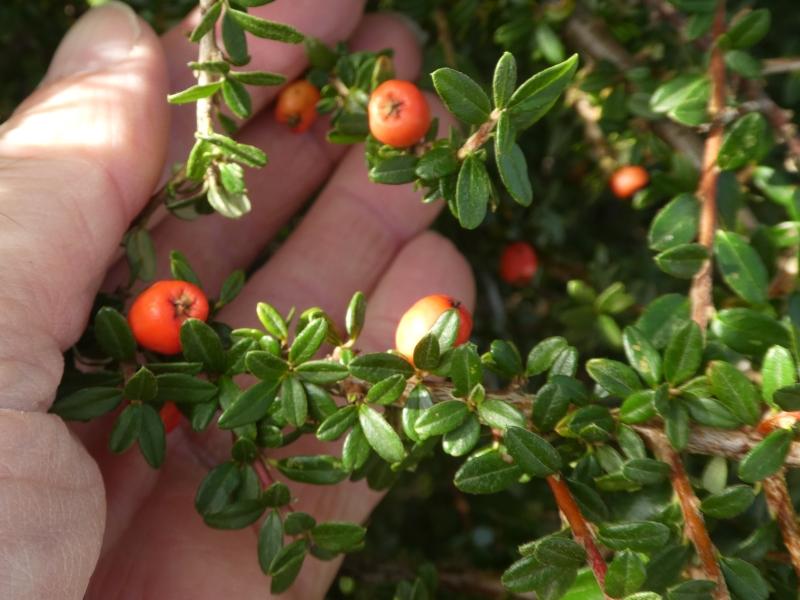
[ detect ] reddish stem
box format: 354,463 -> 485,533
546,475 -> 608,594
763,473 -> 800,580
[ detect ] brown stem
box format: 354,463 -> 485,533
762,57 -> 800,75
762,472 -> 800,580
546,475 -> 609,596
457,109 -> 502,160
689,0 -> 726,331
636,428 -> 729,599
196,0 -> 221,139
433,9 -> 458,69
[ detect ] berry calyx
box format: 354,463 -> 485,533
128,280 -> 209,355
609,165 -> 649,199
159,401 -> 181,434
275,80 -> 321,133
395,294 -> 472,361
367,79 -> 431,148
500,242 -> 539,286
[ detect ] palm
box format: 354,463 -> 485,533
0,2 -> 472,598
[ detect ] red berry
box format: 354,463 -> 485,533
395,294 -> 472,362
128,280 -> 209,355
368,80 -> 431,148
275,80 -> 321,133
500,242 -> 539,286
610,165 -> 649,199
159,401 -> 181,434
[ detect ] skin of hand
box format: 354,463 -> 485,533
0,2 -> 474,599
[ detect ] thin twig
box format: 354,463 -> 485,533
433,9 -> 458,69
457,109 -> 502,159
196,0 -> 220,139
546,475 -> 609,597
762,57 -> 800,75
689,1 -> 726,331
762,473 -> 800,580
635,429 -> 729,599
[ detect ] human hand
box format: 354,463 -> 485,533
0,2 -> 474,598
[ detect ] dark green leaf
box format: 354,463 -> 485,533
586,358 -> 642,397
622,326 -> 662,386
205,498 -> 265,529
226,8 -> 303,42
358,405 -> 405,463
505,426 -> 561,477
256,302 -> 288,341
269,540 -> 307,593
648,193 -> 700,252
606,550 -> 646,598
263,482 -> 291,507
442,414 -> 480,457
700,485 -> 755,518
450,344 -> 483,397
258,510 -> 282,574
349,352 -> 414,383
413,334 -> 441,371
720,557 -> 769,600
284,511 -> 316,535
655,243 -> 708,279
276,455 -> 348,485
51,387 -> 123,421
169,250 -> 201,286
218,379 -> 278,429
456,155 -> 491,229
507,54 -> 578,129
368,154 -> 418,184
623,458 -> 670,485
94,307 -> 136,361
311,522 -> 366,553
478,398 -> 525,431
296,360 -> 349,385
526,337 -> 568,376
718,9 -> 770,50
280,377 -> 308,428
138,404 -> 166,468
666,401 -> 690,450
534,537 -> 585,568
492,51 -> 517,109
199,132 -> 266,167
714,230 -> 768,304
707,361 -> 761,425
711,308 -> 789,356
761,345 -> 795,407
532,380 -> 572,431
666,579 -> 716,600
125,227 -> 156,282
345,291 -> 366,340
415,147 -> 459,180
598,520 -> 670,552
717,113 -> 768,170
431,68 -> 491,125
180,318 -> 225,373
124,367 -> 157,403
245,351 -> 290,382
155,373 -> 217,404
365,374 -> 407,406
290,318 -> 327,364
454,450 -> 522,494
229,70 -> 285,86
316,406 -> 357,442
664,321 -> 703,385
738,428 -> 792,483
402,385 -> 434,442
189,0 -> 222,42
415,400 -> 469,438
342,424 -> 371,472
109,404 -> 142,454
221,77 -> 251,119
620,389 -> 658,424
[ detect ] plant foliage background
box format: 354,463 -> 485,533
6,0 -> 800,599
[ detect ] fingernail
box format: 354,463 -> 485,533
45,1 -> 141,83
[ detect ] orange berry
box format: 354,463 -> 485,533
128,280 -> 209,355
395,294 -> 472,361
367,79 -> 431,148
500,242 -> 539,286
275,80 -> 320,133
610,165 -> 649,199
159,401 -> 181,434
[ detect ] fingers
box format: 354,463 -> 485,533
137,13 -> 425,293
0,410 -> 105,600
224,91 -> 452,328
161,0 -> 365,166
0,2 -> 169,410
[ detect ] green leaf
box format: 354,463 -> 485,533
666,579 -> 716,600
189,0 -> 222,42
623,458 -> 670,485
345,291 -> 366,340
218,380 -> 278,429
280,377 -> 308,428
154,373 -> 217,404
256,302 -> 288,341
283,511 -> 316,535
700,485 -> 755,518
205,498 -> 265,530
169,250 -> 201,286
738,428 -> 792,483
569,405 -> 615,442
138,404 -> 166,468
207,175 -> 250,219
430,308 -> 462,352
648,193 -> 700,252
598,521 -> 670,552
714,231 -> 768,305
290,318 -> 327,364
358,405 -> 405,463
221,77 -> 251,119
125,227 -> 156,282
450,344 -> 483,397
493,52 -> 517,109
666,401 -> 690,450
365,374 -> 407,406
501,556 -> 577,596
762,345 -> 796,407
442,414 -> 481,457
718,9 -> 770,50
507,54 -> 578,129
650,74 -> 709,125
402,385 -> 433,442
606,550 -> 646,598
664,321 -> 704,386
415,147 -> 459,180
316,406 -> 358,442
707,361 -> 761,425
414,400 -> 469,438
342,424 -> 371,472
245,351 -> 290,382
51,387 -> 123,421
269,540 -> 307,594
712,308 -> 789,357
276,455 -> 348,485
258,510 -> 283,574
124,367 -> 157,403
456,155 -> 491,230
196,463 -> 241,515
199,132 -> 267,167
531,538 -> 585,569
94,307 -> 136,361
262,482 -> 291,507
413,334 -> 441,371
167,82 -> 222,104
620,389 -> 658,424
180,318 -> 225,373
586,359 -> 642,397
295,360 -> 349,385
431,68 -> 491,125
349,353 -> 414,383
368,154 -> 418,184
229,70 -> 286,86
226,8 -> 303,43
109,404 -> 142,454
720,557 -> 769,600
505,426 -> 561,477
311,522 -> 366,553
532,380 -> 572,431
655,243 -> 708,279
527,337 -> 568,376
622,326 -> 662,387
454,449 -> 522,494
496,133 -> 533,207
486,339 -> 523,377
478,398 -> 525,431
717,113 -> 768,170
